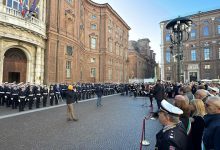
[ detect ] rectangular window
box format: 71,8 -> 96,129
7,0 -> 21,10
90,68 -> 96,77
66,0 -> 73,3
90,58 -> 96,63
203,26 -> 209,36
91,24 -> 97,30
218,25 -> 220,34
66,61 -> 71,78
204,48 -> 210,60
191,50 -> 196,61
190,30 -> 196,39
66,46 -> 73,56
166,51 -> 170,63
13,0 -> 18,10
204,65 -> 210,69
7,0 -> 13,7
165,34 -> 170,42
90,37 -> 96,49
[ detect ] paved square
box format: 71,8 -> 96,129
0,95 -> 161,150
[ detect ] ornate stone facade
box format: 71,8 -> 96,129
0,0 -> 46,84
128,39 -> 156,79
160,9 -> 220,82
45,0 -> 130,84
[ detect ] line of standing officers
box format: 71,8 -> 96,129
0,82 -> 122,112
0,82 -> 62,112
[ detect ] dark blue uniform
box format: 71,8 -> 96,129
155,123 -> 188,150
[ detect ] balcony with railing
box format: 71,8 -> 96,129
0,6 -> 46,38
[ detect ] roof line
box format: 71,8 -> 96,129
87,0 -> 131,30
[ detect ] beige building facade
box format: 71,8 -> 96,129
45,0 -> 130,84
160,9 -> 220,82
0,0 -> 46,84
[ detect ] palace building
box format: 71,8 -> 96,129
128,39 -> 156,79
45,0 -> 130,84
0,0 -> 130,84
160,9 -> 220,82
0,0 -> 46,84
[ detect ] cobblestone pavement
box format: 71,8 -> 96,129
0,95 -> 161,150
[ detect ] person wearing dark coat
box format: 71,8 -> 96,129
95,84 -> 103,107
189,99 -> 205,150
202,96 -> 220,150
155,100 -> 188,150
154,80 -> 165,110
42,85 -> 48,107
65,85 -> 78,121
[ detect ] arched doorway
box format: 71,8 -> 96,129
3,48 -> 27,83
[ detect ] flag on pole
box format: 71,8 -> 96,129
30,0 -> 40,13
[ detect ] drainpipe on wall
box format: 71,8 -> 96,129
56,0 -> 60,83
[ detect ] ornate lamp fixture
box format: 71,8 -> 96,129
166,17 -> 192,82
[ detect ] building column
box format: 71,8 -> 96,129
0,0 -> 3,12
160,22 -> 165,81
41,48 -> 44,84
35,46 -> 42,84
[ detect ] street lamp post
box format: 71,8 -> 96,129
166,17 -> 192,82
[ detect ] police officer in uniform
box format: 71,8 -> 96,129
42,85 -> 48,107
5,84 -> 11,107
0,83 -> 5,106
35,85 -> 42,108
54,84 -> 61,105
155,100 -> 188,150
27,86 -> 34,109
49,85 -> 55,106
76,83 -> 82,101
11,85 -> 19,109
19,86 -> 26,111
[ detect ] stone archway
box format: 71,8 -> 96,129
3,48 -> 27,83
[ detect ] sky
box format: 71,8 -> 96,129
92,0 -> 220,63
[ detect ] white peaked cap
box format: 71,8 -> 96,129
160,100 -> 183,116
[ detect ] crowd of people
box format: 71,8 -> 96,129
1,80 -> 220,149
147,80 -> 220,150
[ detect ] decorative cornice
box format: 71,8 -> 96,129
0,22 -> 46,39
160,8 -> 220,24
86,0 -> 131,30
